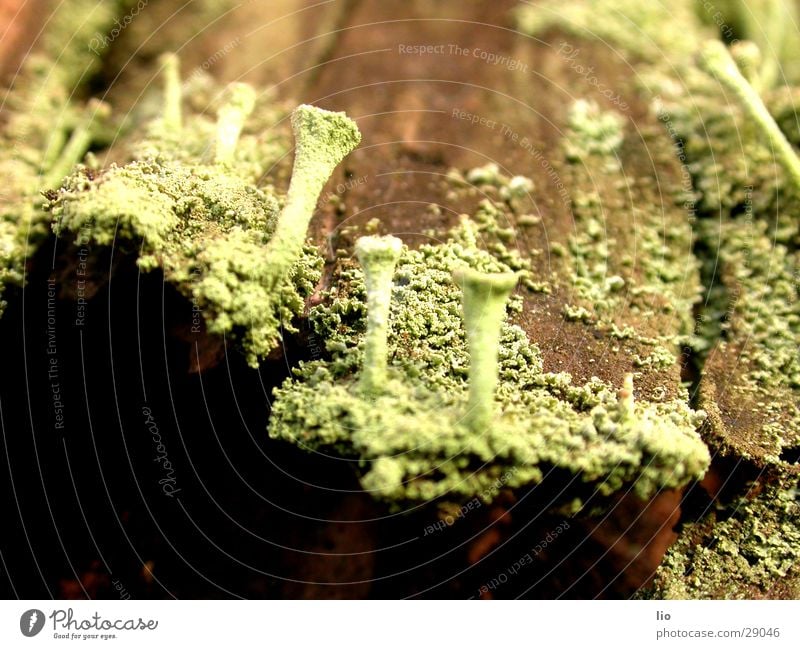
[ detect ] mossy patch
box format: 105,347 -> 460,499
0,1 -> 136,314
49,63 -> 360,366
647,478 -> 800,599
49,159 -> 321,366
269,217 -> 709,505
516,0 -> 800,597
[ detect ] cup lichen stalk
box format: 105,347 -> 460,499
40,123 -> 71,177
262,104 -> 361,287
729,41 -> 763,91
453,267 -> 519,434
699,40 -> 800,191
726,0 -> 796,89
215,83 -> 257,165
354,235 -> 403,395
618,372 -> 635,422
43,98 -> 110,188
268,228 -> 710,503
159,53 -> 182,132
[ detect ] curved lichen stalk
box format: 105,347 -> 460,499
48,55 -> 362,366
618,373 -> 635,421
452,268 -> 519,434
159,53 -> 183,132
355,235 -> 403,395
699,40 -> 800,192
43,99 -> 110,189
215,83 -> 257,165
263,105 -> 361,288
729,41 -> 763,91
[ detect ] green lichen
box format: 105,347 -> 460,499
517,0 -> 800,598
699,40 -> 800,193
269,217 -> 709,505
643,39 -> 800,247
355,235 -> 404,395
462,163 -> 536,211
699,218 -> 800,462
453,267 -> 520,434
603,17 -> 800,462
514,0 -> 704,61
559,99 -> 699,364
0,0 -> 137,314
214,83 -> 257,166
50,60 -> 361,366
261,104 -> 361,296
517,0 -> 800,243
159,53 -> 183,133
564,99 -> 624,162
518,0 -> 800,417
696,0 -> 800,87
648,478 -> 800,599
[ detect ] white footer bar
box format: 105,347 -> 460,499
1,600 -> 798,648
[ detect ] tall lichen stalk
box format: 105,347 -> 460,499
159,52 -> 183,132
355,235 -> 403,395
42,99 -> 110,189
263,105 -> 361,289
453,268 -> 519,434
699,39 -> 800,191
47,52 -> 363,366
215,83 -> 257,165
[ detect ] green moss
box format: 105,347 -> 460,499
648,478 -> 800,599
50,62 -> 360,366
269,217 -> 709,505
517,0 -> 800,597
514,0 -> 705,61
559,100 -> 699,362
0,1 -> 138,314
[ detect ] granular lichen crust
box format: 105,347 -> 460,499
269,217 -> 709,505
0,1 -> 136,314
647,478 -> 800,599
514,0 -> 704,61
50,159 -> 319,366
50,67 -> 361,366
559,99 -> 700,369
698,219 -> 800,469
443,113 -> 702,402
515,0 -> 800,597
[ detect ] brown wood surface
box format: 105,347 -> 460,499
0,0 -> 739,599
